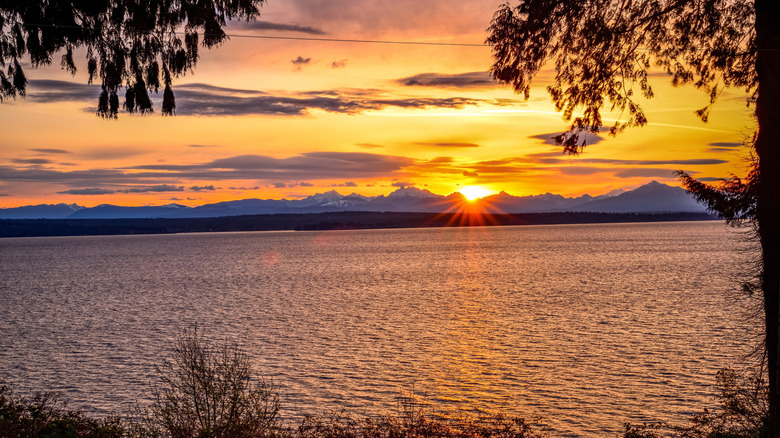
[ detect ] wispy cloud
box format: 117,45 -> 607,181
231,21 -> 326,35
529,131 -> 607,146
707,141 -> 745,153
29,148 -> 71,154
57,187 -> 115,195
398,72 -> 494,88
292,56 -> 312,70
13,158 -> 52,164
0,152 -> 416,188
25,80 -> 487,117
414,142 -> 481,148
331,59 -> 349,69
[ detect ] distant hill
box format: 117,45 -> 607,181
0,181 -> 709,219
0,203 -> 84,219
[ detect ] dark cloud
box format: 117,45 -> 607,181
190,185 -> 216,191
13,158 -> 52,164
558,167 -> 686,178
709,142 -> 743,147
0,152 -> 415,186
272,182 -> 288,188
330,181 -> 358,187
398,72 -> 494,88
529,132 -> 606,146
615,168 -> 685,178
462,170 -> 479,177
232,21 -> 326,35
0,193 -> 10,196
331,59 -> 349,69
229,186 -> 261,190
532,156 -> 728,166
299,182 -> 314,187
292,56 -> 312,69
188,144 -> 218,148
414,142 -> 481,148
392,181 -> 415,188
57,187 -> 115,195
0,166 -> 139,185
707,142 -> 744,153
26,79 -> 100,103
428,157 -> 455,164
24,80 -> 485,117
29,148 -> 71,154
119,185 -> 185,193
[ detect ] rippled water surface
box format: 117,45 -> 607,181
0,222 -> 758,436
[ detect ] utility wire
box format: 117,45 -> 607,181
22,22 -> 488,47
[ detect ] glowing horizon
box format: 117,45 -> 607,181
0,0 -> 754,208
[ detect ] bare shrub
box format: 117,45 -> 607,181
134,328 -> 279,438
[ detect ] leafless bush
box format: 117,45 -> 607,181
134,328 -> 279,438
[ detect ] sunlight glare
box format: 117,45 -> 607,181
459,185 -> 493,201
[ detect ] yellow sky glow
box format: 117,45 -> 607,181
0,1 -> 755,208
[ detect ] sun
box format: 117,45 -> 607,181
458,185 -> 493,201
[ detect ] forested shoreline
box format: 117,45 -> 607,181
0,211 -> 719,238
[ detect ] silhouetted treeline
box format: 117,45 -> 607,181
0,211 -> 719,238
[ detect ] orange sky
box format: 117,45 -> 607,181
0,0 -> 756,208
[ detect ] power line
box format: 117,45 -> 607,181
23,22 -> 488,47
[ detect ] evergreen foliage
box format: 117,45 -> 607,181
0,0 -> 264,118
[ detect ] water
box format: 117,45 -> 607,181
0,221 -> 759,436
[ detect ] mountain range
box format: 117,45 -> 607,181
0,181 -> 708,220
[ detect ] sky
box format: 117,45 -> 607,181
0,0 -> 757,208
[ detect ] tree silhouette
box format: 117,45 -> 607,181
488,0 -> 779,433
0,0 -> 264,118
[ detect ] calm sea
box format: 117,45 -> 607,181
0,221 -> 759,436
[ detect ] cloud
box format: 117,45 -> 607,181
231,21 -> 326,35
292,56 -> 312,69
614,168 -> 684,178
356,143 -> 383,149
331,59 -> 349,69
57,187 -> 115,195
26,79 -> 100,103
188,144 -> 218,148
299,182 -> 314,187
229,186 -> 260,190
272,182 -> 288,188
29,148 -> 71,154
190,185 -> 216,191
531,156 -> 728,166
26,80 -> 485,117
0,193 -> 10,196
428,157 -> 455,164
13,158 -> 52,164
462,170 -> 479,177
398,72 -> 494,88
391,181 -> 415,188
414,142 -> 481,148
119,184 -> 185,193
707,141 -> 744,153
529,131 -> 606,146
95,152 -> 416,183
330,181 -> 358,187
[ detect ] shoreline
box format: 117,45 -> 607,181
0,211 -> 720,238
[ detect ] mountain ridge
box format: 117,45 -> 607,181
0,181 -> 709,219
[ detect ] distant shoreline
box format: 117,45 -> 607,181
0,211 -> 720,238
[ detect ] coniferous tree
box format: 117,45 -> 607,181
487,0 -> 779,434
0,0 -> 265,118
